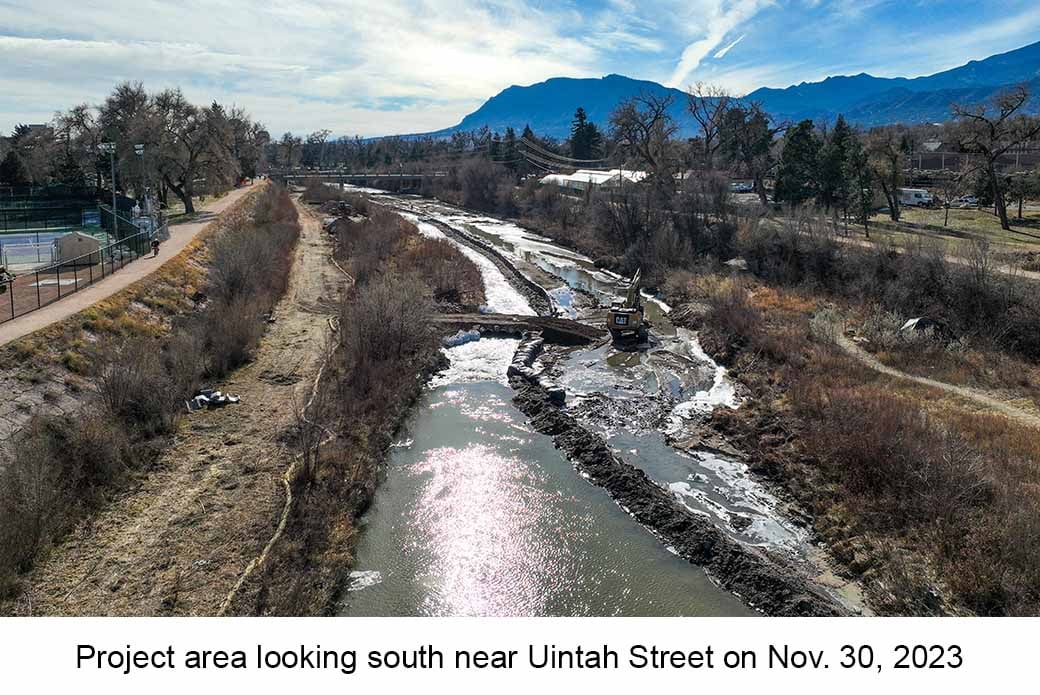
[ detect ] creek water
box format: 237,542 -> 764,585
338,194 -> 796,616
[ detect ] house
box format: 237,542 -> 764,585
54,231 -> 101,265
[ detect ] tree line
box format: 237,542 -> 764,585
0,82 -> 269,213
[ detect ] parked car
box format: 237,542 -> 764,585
954,195 -> 979,208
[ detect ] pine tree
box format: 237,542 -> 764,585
0,150 -> 29,186
818,115 -> 854,212
503,127 -> 518,172
774,119 -> 820,206
570,107 -> 591,160
844,134 -> 874,235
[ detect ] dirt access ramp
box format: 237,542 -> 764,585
3,200 -> 346,616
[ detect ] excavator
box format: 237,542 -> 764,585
607,268 -> 649,345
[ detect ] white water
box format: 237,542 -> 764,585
385,196 -> 806,556
430,338 -> 521,387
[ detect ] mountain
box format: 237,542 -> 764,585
747,40 -> 1040,125
404,40 -> 1040,139
419,74 -> 691,140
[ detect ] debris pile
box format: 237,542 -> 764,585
187,388 -> 242,412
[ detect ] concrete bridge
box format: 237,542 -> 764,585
270,170 -> 446,189
434,313 -> 606,345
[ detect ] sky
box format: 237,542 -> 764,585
0,0 -> 1038,138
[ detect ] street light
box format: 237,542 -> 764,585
133,144 -> 147,220
99,142 -> 117,240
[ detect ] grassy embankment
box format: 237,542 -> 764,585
0,183 -> 301,599
231,190 -> 486,615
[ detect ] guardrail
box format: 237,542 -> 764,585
0,224 -> 165,325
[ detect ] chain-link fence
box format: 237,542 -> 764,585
0,222 -> 166,326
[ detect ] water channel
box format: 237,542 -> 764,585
339,195 -> 806,616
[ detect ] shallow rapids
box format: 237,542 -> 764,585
338,189 -> 813,615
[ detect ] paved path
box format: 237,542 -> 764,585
0,186 -> 256,347
835,332 -> 1040,429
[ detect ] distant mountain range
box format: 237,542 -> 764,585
405,40 -> 1040,139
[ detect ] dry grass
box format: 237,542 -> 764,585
336,209 -> 485,309
690,272 -> 1040,615
0,183 -> 301,601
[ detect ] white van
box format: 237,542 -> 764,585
898,188 -> 934,207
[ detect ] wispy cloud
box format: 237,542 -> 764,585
713,33 -> 746,58
666,1 -> 774,87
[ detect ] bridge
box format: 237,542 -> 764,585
270,170 -> 446,190
434,313 -> 606,345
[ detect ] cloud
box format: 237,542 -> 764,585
666,1 -> 773,87
0,0 -> 1036,136
0,0 -> 610,136
713,34 -> 745,59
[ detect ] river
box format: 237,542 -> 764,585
339,193 -> 811,617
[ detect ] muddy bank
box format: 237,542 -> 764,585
509,370 -> 847,617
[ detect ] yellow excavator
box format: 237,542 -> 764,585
607,269 -> 649,344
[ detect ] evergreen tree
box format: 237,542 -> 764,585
570,107 -> 593,160
844,134 -> 874,235
585,121 -> 603,160
0,150 -> 28,186
503,127 -> 518,172
774,119 -> 820,206
818,115 -> 854,212
489,132 -> 502,161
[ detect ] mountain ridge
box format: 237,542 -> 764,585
400,40 -> 1040,139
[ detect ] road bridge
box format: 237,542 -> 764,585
270,170 -> 446,190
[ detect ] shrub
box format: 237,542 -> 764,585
0,413 -> 130,595
92,337 -> 182,436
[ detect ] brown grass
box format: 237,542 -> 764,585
0,183 -> 302,600
690,272 -> 1040,615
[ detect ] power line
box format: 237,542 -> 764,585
519,136 -> 608,164
518,149 -> 568,171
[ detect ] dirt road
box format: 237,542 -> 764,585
836,333 -> 1040,429
3,200 -> 345,616
0,185 -> 257,347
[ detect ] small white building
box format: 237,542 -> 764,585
54,231 -> 101,265
539,169 -> 648,192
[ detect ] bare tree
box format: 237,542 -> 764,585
952,85 -> 1040,231
305,129 -> 332,168
718,102 -> 784,206
686,82 -> 731,169
279,132 -> 303,169
610,92 -> 678,179
866,127 -> 906,221
936,166 -> 970,227
152,89 -> 239,213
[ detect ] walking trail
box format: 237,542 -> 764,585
2,200 -> 345,616
835,332 -> 1040,429
0,185 -> 256,348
